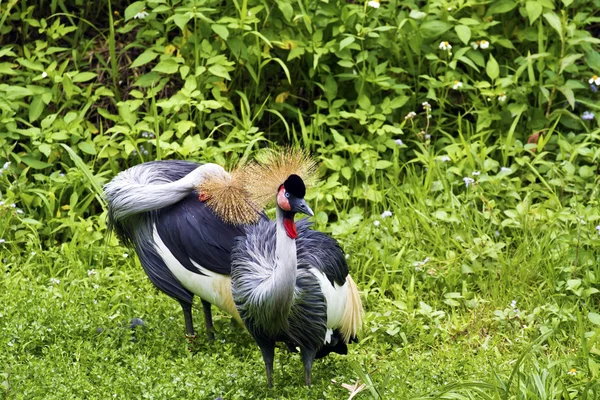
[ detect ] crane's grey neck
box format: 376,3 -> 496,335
265,206 -> 298,318
106,163 -> 227,220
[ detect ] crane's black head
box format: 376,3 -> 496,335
277,174 -> 313,217
283,174 -> 306,198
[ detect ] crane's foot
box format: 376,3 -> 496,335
185,333 -> 197,343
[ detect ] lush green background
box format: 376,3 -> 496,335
1,0 -> 600,398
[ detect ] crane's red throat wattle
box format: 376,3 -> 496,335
283,217 -> 298,239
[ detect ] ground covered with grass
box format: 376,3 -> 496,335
2,173 -> 599,398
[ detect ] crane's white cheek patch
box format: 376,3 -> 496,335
309,268 -> 348,330
152,225 -> 239,319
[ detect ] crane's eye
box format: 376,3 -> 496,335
285,191 -> 290,198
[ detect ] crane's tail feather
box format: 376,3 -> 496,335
340,275 -> 363,343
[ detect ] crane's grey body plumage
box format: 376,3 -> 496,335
231,212 -> 359,386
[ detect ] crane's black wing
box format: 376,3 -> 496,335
296,218 -> 348,286
155,192 -> 257,276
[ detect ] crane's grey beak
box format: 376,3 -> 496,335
291,198 -> 314,217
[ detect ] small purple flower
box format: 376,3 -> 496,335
582,111 -> 595,120
395,139 -> 404,146
591,84 -> 598,93
463,177 -> 475,187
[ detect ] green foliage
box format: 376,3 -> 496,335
0,0 -> 599,397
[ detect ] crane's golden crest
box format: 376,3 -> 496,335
196,171 -> 262,225
197,149 -> 318,224
239,148 -> 319,208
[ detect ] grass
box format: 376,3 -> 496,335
2,172 -> 599,399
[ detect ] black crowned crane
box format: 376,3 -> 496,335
230,155 -> 363,387
103,160 -> 263,340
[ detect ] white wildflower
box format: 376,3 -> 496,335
31,251 -> 36,255
589,75 -> 600,86
498,93 -> 507,102
479,40 -> 489,49
0,239 -> 5,244
404,111 -> 417,120
439,41 -> 452,51
471,41 -> 479,50
422,101 -> 431,109
16,209 -> 23,214
425,134 -> 431,140
93,284 -> 100,290
381,210 -> 393,218
50,278 -> 60,285
123,253 -> 129,258
0,202 -> 4,206
463,177 -> 475,187
596,225 -> 600,235
42,71 -> 48,78
88,269 -> 97,277
395,138 -> 404,146
440,156 -> 451,162
3,161 -> 10,169
133,9 -> 149,19
414,257 -> 430,267
345,254 -> 350,260
373,220 -> 380,227
472,171 -> 481,176
567,368 -> 577,376
367,0 -> 380,8
10,204 -> 16,208
452,80 -> 463,90
511,300 -> 517,309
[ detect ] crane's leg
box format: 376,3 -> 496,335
201,299 -> 215,341
258,342 -> 276,388
178,299 -> 196,339
301,348 -> 317,387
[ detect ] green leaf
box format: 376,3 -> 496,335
339,36 -> 355,51
454,25 -> 471,45
419,20 -> 452,38
487,0 -> 517,15
71,72 -> 97,83
208,64 -> 231,80
557,86 -> 575,109
357,95 -> 371,110
276,0 -> 293,22
152,58 -> 180,74
38,143 -> 52,157
21,156 -> 52,169
375,160 -> 393,169
543,12 -> 563,40
559,53 -> 583,75
526,1 -> 543,24
29,96 -> 45,122
172,13 -> 192,30
585,50 -> 600,70
211,24 -> 229,41
124,1 -> 146,21
486,54 -> 499,80
589,312 -> 600,326
131,50 -> 159,68
78,141 -> 96,155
